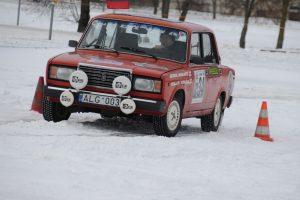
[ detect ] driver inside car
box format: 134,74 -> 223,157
154,32 -> 176,50
153,32 -> 183,61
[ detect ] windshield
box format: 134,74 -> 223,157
79,19 -> 188,63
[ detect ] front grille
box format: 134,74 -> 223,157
78,65 -> 131,89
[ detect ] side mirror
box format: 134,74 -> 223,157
190,56 -> 204,65
68,40 -> 78,48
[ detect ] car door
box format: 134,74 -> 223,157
188,32 -> 221,112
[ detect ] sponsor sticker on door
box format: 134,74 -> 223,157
192,70 -> 206,103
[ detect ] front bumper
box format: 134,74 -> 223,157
44,86 -> 166,115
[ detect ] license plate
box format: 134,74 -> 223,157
78,93 -> 120,107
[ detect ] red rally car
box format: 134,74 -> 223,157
43,13 -> 235,137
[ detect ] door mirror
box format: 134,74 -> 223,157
68,40 -> 78,48
190,56 -> 204,65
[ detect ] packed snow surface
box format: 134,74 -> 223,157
0,1 -> 300,200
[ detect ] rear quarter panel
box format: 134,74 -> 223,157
218,66 -> 235,108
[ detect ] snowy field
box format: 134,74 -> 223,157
0,0 -> 300,200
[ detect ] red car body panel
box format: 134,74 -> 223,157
44,14 -> 235,118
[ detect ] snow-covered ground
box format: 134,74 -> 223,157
0,1 -> 300,200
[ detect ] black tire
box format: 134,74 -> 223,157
43,96 -> 71,122
153,96 -> 183,137
201,96 -> 224,132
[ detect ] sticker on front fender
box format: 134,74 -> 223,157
78,93 -> 120,107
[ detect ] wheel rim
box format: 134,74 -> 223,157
167,100 -> 180,131
214,98 -> 222,127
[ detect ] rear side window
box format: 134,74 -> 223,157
202,33 -> 217,64
190,33 -> 218,64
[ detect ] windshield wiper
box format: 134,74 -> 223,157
83,44 -> 119,55
120,46 -> 157,60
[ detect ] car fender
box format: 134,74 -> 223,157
162,70 -> 191,111
169,85 -> 187,106
216,68 -> 235,109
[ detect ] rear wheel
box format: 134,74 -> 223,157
43,96 -> 71,122
153,96 -> 183,137
201,96 -> 224,132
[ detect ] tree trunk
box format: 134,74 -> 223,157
179,0 -> 191,21
162,0 -> 170,18
239,0 -> 256,48
239,17 -> 249,48
77,0 -> 90,33
153,0 -> 159,15
276,0 -> 291,49
212,0 -> 217,19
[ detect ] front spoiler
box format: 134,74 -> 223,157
44,86 -> 166,115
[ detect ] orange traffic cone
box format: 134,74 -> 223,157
254,101 -> 273,142
31,76 -> 44,114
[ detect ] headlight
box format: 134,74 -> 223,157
134,78 -> 161,93
49,65 -> 76,81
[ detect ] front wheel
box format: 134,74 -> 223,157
153,97 -> 183,137
201,96 -> 224,132
43,96 -> 71,122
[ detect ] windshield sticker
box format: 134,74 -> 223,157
169,72 -> 191,79
140,24 -> 150,29
179,31 -> 185,37
88,58 -> 123,66
132,62 -> 168,70
170,79 -> 192,87
192,70 -> 206,104
120,24 -> 127,28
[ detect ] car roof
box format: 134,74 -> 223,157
92,13 -> 213,33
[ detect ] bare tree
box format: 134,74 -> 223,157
221,0 -> 244,16
276,0 -> 292,48
153,0 -> 159,15
77,0 -> 90,33
162,0 -> 170,18
179,0 -> 192,21
239,0 -> 257,48
212,0 -> 217,19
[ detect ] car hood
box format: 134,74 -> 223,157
50,51 -> 184,78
